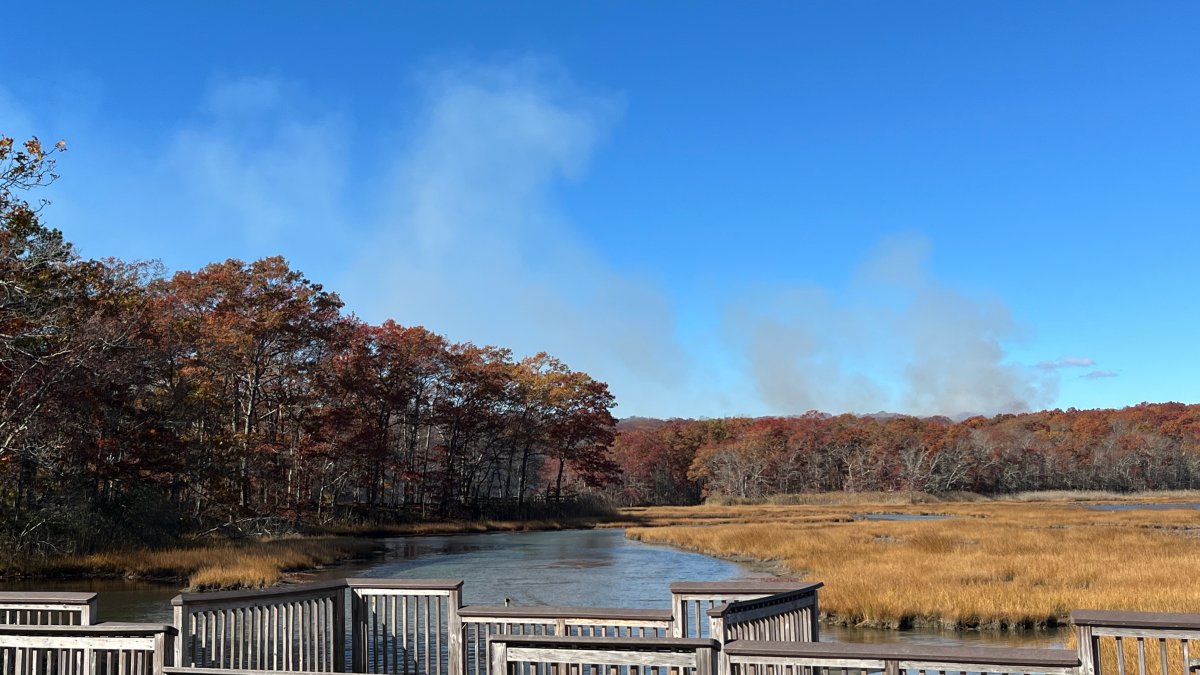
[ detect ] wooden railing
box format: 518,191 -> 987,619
707,587 -> 821,644
172,580 -> 347,672
459,607 -> 673,675
723,640 -> 1080,675
1073,610 -> 1200,675
487,635 -> 719,675
0,622 -> 175,675
670,583 -> 821,640
0,592 -> 98,626
347,579 -> 463,675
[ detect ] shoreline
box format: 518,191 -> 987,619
0,516 -> 618,591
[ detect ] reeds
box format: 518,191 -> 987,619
2,516 -> 615,591
5,536 -> 379,591
625,497 -> 1200,630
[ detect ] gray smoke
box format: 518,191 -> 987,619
731,235 -> 1057,418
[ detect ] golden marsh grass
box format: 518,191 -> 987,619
4,537 -> 379,591
1,517 -> 612,591
624,495 -> 1200,630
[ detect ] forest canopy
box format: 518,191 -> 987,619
608,405 -> 1200,506
0,135 -> 618,555
4,134 -> 1200,556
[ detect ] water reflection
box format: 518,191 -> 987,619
820,623 -> 1067,648
0,577 -> 180,624
317,529 -> 767,608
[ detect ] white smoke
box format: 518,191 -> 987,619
730,234 -> 1058,418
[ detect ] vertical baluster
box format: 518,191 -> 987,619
1138,637 -> 1147,675
427,593 -> 436,672
320,596 -> 328,672
268,605 -> 277,670
402,595 -> 411,675
436,596 -> 444,675
393,595 -> 402,675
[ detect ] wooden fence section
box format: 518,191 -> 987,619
708,587 -> 821,645
0,593 -> 98,626
0,622 -> 175,675
723,640 -> 1080,675
346,579 -> 463,675
459,607 -> 673,675
1072,610 -> 1200,675
669,584 -> 821,640
171,580 -> 346,672
487,635 -> 718,675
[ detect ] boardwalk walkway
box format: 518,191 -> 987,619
0,580 -> 1196,675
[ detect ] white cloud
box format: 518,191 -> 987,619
341,59 -> 690,414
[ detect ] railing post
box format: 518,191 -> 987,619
155,626 -> 175,675
172,600 -> 185,667
448,585 -> 465,675
490,638 -> 508,675
671,592 -> 686,638
1075,624 -> 1098,675
710,609 -> 729,675
809,591 -> 820,642
83,597 -> 98,626
334,584 -> 348,673
884,659 -> 900,675
697,644 -> 719,675
349,586 -> 364,673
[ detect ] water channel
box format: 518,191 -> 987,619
0,528 -> 1066,648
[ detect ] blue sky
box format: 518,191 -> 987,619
4,2 -> 1198,418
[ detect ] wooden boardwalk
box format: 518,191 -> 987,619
0,579 -> 1196,675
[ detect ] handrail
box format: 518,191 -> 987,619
0,622 -> 176,636
0,591 -> 99,625
1072,609 -> 1200,631
460,606 -> 673,622
0,592 -> 99,605
346,578 -> 464,591
1072,609 -> 1200,675
725,640 -> 1081,668
669,582 -> 822,596
171,579 -> 348,605
491,635 -> 718,650
488,635 -> 720,675
724,640 -> 1080,675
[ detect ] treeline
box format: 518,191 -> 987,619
0,137 -> 618,555
609,405 -> 1200,505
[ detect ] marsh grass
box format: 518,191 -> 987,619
318,516 -> 616,537
624,497 -> 1200,630
1,516 -> 616,591
3,536 -> 380,591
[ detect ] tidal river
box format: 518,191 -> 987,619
0,528 -> 1064,648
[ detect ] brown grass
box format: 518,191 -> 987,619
623,495 -> 1200,630
3,516 -> 616,591
5,537 -> 380,591
318,516 -> 616,537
